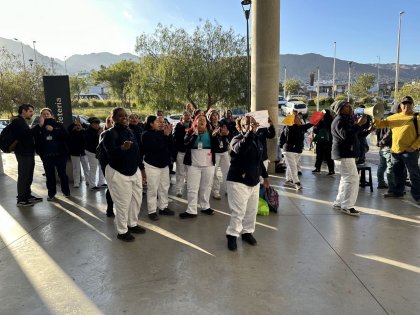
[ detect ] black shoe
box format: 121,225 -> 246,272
200,208 -> 214,215
90,186 -> 100,191
340,208 -> 360,216
28,195 -> 43,203
179,212 -> 197,219
106,209 -> 115,217
64,194 -> 71,198
17,201 -> 34,207
100,184 -> 108,188
327,171 -> 335,176
312,169 -> 320,173
383,192 -> 404,198
298,171 -> 302,175
47,196 -> 56,201
226,235 -> 237,251
159,208 -> 175,216
148,212 -> 159,221
117,232 -> 135,242
128,225 -> 146,234
377,184 -> 389,189
241,233 -> 257,245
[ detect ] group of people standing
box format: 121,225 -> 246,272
7,103 -> 273,251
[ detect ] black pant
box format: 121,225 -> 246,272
15,154 -> 35,202
315,142 -> 334,172
42,155 -> 70,198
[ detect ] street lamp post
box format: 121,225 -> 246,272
394,11 -> 405,103
32,40 -> 37,65
347,61 -> 352,102
13,38 -> 26,71
241,0 -> 251,113
283,66 -> 287,99
64,56 -> 68,75
317,66 -> 320,112
377,56 -> 380,96
332,41 -> 336,98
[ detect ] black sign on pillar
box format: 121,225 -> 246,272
43,75 -> 73,128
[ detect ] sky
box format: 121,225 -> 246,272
1,0 -> 419,64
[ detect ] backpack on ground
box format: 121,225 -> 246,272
0,120 -> 18,153
260,185 -> 279,213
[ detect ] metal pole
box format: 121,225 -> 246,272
283,67 -> 287,99
246,10 -> 251,112
317,66 -> 320,112
64,56 -> 68,75
14,38 -> 26,71
332,41 -> 336,98
347,61 -> 352,102
394,11 -> 404,102
377,56 -> 380,96
32,41 -> 37,65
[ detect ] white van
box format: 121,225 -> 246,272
76,93 -> 104,101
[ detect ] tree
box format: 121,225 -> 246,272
69,75 -> 89,104
91,60 -> 137,105
284,79 -> 301,96
349,73 -> 376,99
133,20 -> 247,111
0,48 -> 47,116
394,81 -> 420,103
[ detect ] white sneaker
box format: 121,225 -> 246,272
213,193 -> 221,200
283,180 -> 294,187
332,204 -> 341,210
341,208 -> 360,216
295,183 -> 302,190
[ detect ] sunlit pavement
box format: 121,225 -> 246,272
0,149 -> 419,315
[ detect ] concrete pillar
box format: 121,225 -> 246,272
0,151 -> 4,175
251,0 -> 280,172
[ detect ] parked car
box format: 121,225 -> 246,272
0,119 -> 9,134
278,96 -> 287,111
281,101 -> 308,117
166,114 -> 182,127
30,115 -> 90,128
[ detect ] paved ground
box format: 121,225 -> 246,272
0,146 -> 419,315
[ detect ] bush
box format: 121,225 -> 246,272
79,101 -> 90,108
318,97 -> 334,107
91,100 -> 105,107
307,99 -> 316,107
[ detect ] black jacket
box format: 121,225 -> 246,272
283,123 -> 312,153
33,119 -> 68,159
173,121 -> 192,153
331,115 -> 361,160
67,123 -> 86,156
103,124 -> 144,176
84,126 -> 100,154
227,131 -> 268,187
11,116 -> 35,156
142,130 -> 173,168
256,124 -> 276,160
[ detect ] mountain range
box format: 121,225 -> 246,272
2,37 -> 420,83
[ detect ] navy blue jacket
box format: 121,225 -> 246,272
84,126 -> 101,154
33,119 -> 68,158
102,124 -> 143,176
256,124 -> 276,160
142,130 -> 173,168
283,123 -> 312,153
331,115 -> 361,160
173,121 -> 192,153
227,131 -> 268,187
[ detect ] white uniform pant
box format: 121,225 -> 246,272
175,152 -> 187,194
260,159 -> 270,183
70,155 -> 89,185
85,151 -> 106,187
186,165 -> 215,214
284,151 -> 301,183
334,158 -> 359,209
212,151 -> 230,195
226,181 -> 259,237
105,165 -> 142,234
144,162 -> 170,213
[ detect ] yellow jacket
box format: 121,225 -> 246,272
374,113 -> 420,153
